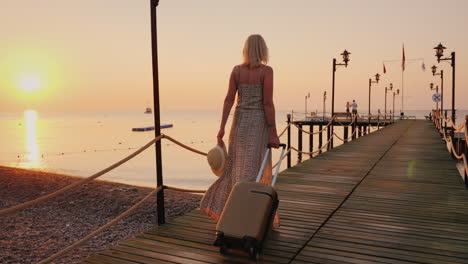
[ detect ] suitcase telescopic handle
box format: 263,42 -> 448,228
256,143 -> 287,186
267,143 -> 287,149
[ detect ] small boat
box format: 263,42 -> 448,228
132,124 -> 173,132
144,107 -> 152,114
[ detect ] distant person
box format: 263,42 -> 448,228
352,100 -> 358,117
200,34 -> 280,225
346,101 -> 351,118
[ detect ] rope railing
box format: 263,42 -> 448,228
37,186 -> 163,264
290,134 -> 333,155
162,135 -> 207,156
278,123 -> 290,137
332,116 -> 357,127
273,148 -> 290,169
463,155 -> 468,178
431,112 -> 468,179
163,185 -> 206,193
0,135 -> 164,217
292,116 -> 334,135
333,127 -> 360,142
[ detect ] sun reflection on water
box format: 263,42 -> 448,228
23,110 -> 40,168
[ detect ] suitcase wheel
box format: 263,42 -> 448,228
214,232 -> 224,247
219,245 -> 228,255
248,246 -> 259,260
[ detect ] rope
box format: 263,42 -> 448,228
0,136 -> 163,217
333,116 -> 357,127
333,127 -> 359,142
463,155 -> 468,178
292,117 -> 334,135
163,185 -> 206,193
272,148 -> 291,169
290,135 -> 332,155
447,136 -> 464,160
465,125 -> 468,148
278,124 -> 290,137
162,135 -> 207,156
37,186 -> 163,264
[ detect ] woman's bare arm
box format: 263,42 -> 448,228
217,66 -> 238,146
263,66 -> 280,148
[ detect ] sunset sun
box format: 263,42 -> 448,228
19,75 -> 41,92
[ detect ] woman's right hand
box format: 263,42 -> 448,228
217,129 -> 225,146
269,132 -> 280,148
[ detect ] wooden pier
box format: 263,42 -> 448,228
82,120 -> 468,264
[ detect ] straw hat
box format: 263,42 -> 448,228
207,143 -> 227,177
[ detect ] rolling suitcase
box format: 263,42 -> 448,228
214,143 -> 287,260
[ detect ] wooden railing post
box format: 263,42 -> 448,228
465,115 -> 468,156
309,125 -> 313,158
444,110 -> 448,137
319,124 -> 323,154
298,124 -> 303,163
344,125 -> 348,143
287,114 -> 291,168
352,116 -> 357,140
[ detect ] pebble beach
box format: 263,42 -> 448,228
0,166 -> 202,264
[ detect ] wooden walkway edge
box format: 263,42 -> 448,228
82,120 -> 468,264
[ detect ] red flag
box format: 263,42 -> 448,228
402,45 -> 406,71
383,63 -> 387,74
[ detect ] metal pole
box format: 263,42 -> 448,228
451,52 -> 456,138
287,114 -> 291,168
368,79 -> 371,122
440,70 -> 444,129
309,125 -> 313,159
318,124 -> 323,154
331,59 -> 336,150
392,93 -> 395,123
298,124 -> 303,163
384,88 -> 387,121
150,0 -> 165,226
436,86 -> 439,111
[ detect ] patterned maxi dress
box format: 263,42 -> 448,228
200,66 -> 279,225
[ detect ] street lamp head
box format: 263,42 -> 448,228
375,73 -> 380,83
396,89 -> 400,95
431,65 -> 437,75
434,43 -> 446,62
389,83 -> 393,90
341,49 -> 351,66
430,82 -> 434,89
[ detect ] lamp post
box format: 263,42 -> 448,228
429,82 -> 439,111
150,0 -> 165,225
392,89 -> 400,123
368,73 -> 380,123
434,43 -> 455,138
305,92 -> 310,117
330,49 -> 351,149
384,83 -> 393,120
431,65 -> 444,117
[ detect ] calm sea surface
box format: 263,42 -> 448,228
1,109 -> 465,189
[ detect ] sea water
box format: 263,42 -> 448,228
1,109 -> 465,189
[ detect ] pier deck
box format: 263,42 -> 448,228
82,120 -> 468,264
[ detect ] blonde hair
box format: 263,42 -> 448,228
242,34 -> 269,68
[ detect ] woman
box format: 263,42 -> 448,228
200,34 -> 280,224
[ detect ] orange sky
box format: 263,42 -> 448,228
0,0 -> 467,113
